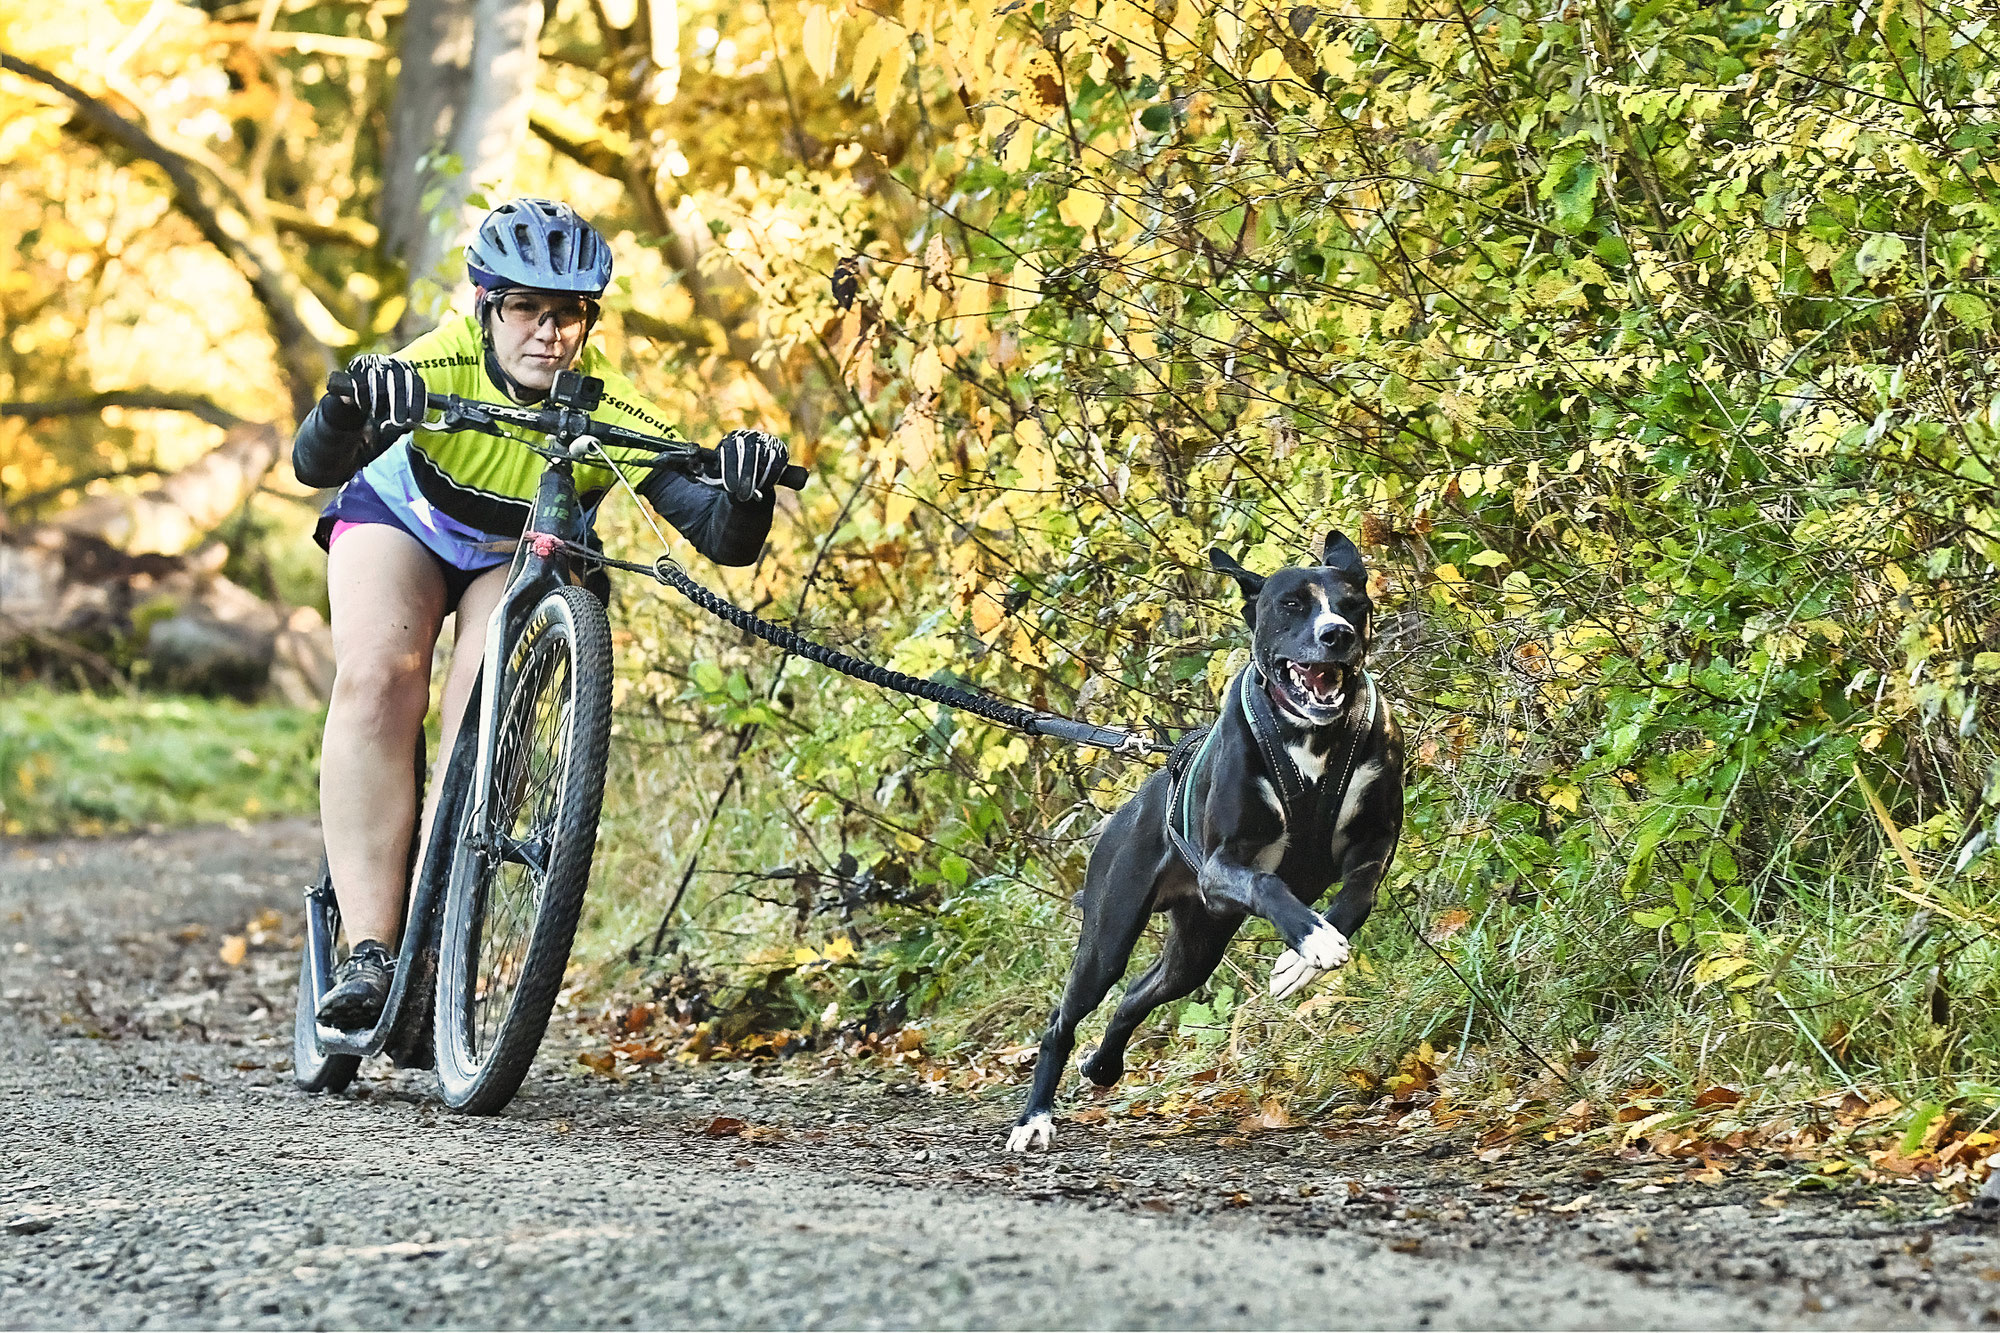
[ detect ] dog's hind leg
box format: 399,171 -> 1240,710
1083,904 -> 1241,1088
1008,848 -> 1160,1153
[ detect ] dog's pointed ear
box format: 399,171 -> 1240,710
1321,530 -> 1365,577
1208,547 -> 1264,626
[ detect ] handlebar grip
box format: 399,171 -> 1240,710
327,370 -> 354,398
688,446 -> 809,492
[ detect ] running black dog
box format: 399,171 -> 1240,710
1009,533 -> 1403,1151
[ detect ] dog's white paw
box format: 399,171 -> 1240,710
1299,919 -> 1350,970
1006,1113 -> 1054,1153
1270,948 -> 1315,999
1270,921 -> 1349,999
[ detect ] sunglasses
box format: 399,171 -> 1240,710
492,292 -> 599,334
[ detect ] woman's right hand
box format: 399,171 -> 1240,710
340,355 -> 427,433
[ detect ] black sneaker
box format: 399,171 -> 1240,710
316,940 -> 394,1030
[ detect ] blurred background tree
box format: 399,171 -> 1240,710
8,0 -> 2000,1125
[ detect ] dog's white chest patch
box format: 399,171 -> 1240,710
1328,760 -> 1385,859
1286,741 -> 1327,785
1252,834 -> 1288,873
1256,777 -> 1283,819
1339,761 -> 1384,823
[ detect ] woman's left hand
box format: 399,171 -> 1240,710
710,429 -> 790,501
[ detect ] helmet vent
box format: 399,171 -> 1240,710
465,197 -> 614,295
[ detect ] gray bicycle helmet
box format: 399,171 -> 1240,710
464,197 -> 612,295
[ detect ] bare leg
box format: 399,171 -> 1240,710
322,526 -> 448,949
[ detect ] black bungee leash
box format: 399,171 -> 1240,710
575,544 -> 1171,760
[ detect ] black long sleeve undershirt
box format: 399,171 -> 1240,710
291,393 -> 383,489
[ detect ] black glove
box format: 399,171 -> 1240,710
341,355 -> 426,434
707,429 -> 789,501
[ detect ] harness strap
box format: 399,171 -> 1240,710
1241,668 -> 1313,820
1164,668 -> 1381,876
1164,716 -> 1220,875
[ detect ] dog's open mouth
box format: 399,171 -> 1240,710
1273,659 -> 1350,717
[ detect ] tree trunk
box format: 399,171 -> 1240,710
381,0 -> 545,339
380,0 -> 477,299
50,424 -> 283,557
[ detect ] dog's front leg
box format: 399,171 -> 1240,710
1196,850 -> 1347,999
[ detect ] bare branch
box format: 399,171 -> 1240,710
9,467 -> 169,512
528,106 -> 629,180
264,200 -> 379,249
2,392 -> 244,431
616,306 -> 715,357
1,53 -> 342,420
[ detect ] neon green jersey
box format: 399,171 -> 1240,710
388,315 -> 677,535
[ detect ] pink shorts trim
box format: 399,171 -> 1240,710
327,519 -> 364,547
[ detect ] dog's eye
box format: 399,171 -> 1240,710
1280,599 -> 1304,613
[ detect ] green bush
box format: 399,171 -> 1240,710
578,0 -> 2000,1110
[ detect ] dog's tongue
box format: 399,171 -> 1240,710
1283,661 -> 1344,709
1298,663 -> 1339,698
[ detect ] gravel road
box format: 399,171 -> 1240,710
4,822 -> 1996,1330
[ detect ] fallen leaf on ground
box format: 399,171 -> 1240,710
1427,908 -> 1471,941
1693,1086 -> 1744,1110
610,1039 -> 665,1065
576,1051 -> 615,1075
1551,1193 -> 1595,1213
1238,1098 -> 1298,1132
218,935 -> 246,967
704,1117 -> 749,1137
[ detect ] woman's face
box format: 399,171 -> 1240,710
485,290 -> 595,396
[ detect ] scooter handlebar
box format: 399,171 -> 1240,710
324,371 -> 807,490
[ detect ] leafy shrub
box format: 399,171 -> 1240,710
586,0 -> 2000,1105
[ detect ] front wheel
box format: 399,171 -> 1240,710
433,585 -> 612,1113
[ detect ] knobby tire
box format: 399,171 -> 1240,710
434,585 -> 612,1114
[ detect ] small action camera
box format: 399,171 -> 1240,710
549,371 -> 604,413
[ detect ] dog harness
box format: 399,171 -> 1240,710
1164,666 -> 1380,876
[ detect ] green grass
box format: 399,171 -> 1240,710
0,685 -> 323,837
